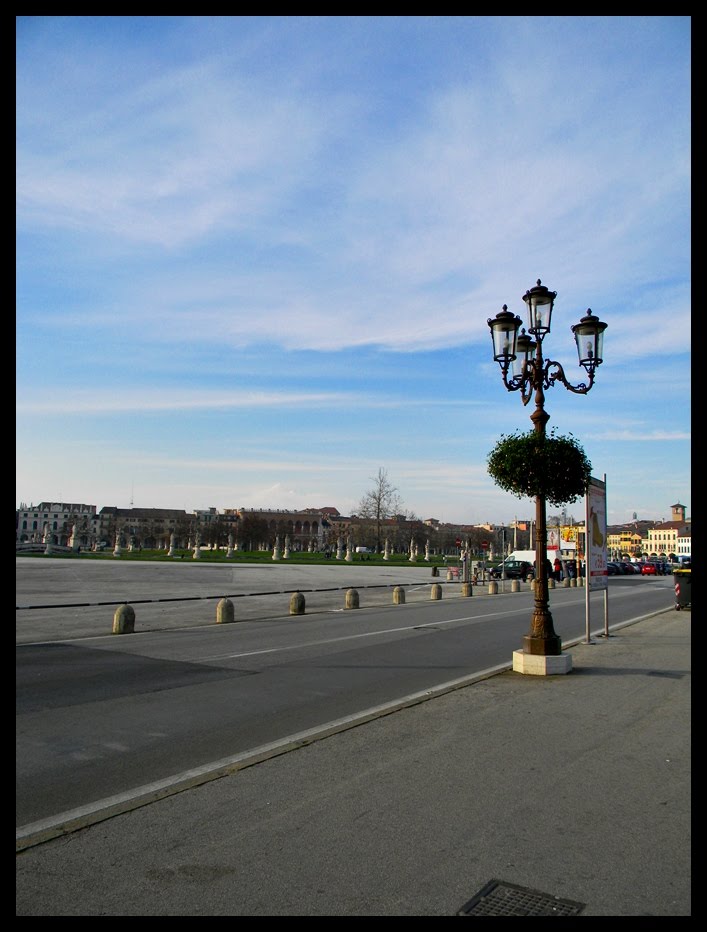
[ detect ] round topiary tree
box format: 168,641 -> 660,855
487,428 -> 592,505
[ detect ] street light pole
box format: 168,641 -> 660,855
488,280 -> 607,658
527,334 -> 558,654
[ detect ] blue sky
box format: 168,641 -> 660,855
16,16 -> 691,526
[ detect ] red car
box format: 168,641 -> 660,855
641,562 -> 657,575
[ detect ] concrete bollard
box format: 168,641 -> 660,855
289,591 -> 306,615
345,588 -> 359,609
446,569 -> 454,582
393,586 -> 406,604
461,582 -> 473,597
431,566 -> 439,577
112,604 -> 135,634
430,583 -> 442,600
577,576 -> 584,587
548,577 -> 555,590
563,578 -> 570,588
488,581 -> 498,595
216,598 -> 235,624
511,580 -> 520,593
570,578 -> 577,587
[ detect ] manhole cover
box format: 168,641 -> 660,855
457,880 -> 585,916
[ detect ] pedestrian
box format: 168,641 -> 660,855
553,556 -> 562,581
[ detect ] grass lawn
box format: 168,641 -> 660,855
17,547 -> 463,569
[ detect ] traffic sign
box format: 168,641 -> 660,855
481,541 -> 489,549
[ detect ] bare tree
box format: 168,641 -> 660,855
239,513 -> 268,551
356,467 -> 404,552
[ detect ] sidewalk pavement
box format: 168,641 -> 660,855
15,609 -> 690,917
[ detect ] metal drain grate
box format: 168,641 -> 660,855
457,880 -> 585,916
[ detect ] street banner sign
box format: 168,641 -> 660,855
583,473 -> 609,644
586,477 -> 608,591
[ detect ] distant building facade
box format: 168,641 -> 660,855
16,502 -> 98,546
16,500 -> 690,559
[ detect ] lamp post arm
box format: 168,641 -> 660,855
544,359 -> 595,395
499,359 -> 537,406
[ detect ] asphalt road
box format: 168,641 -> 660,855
17,558 -> 676,849
16,605 -> 690,916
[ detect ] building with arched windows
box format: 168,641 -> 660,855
17,500 -> 690,560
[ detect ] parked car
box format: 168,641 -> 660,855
641,562 -> 658,575
489,559 -> 534,581
606,562 -> 620,576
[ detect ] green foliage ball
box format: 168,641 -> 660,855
487,429 -> 592,506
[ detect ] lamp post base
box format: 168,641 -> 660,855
513,649 -> 572,676
523,633 -> 562,655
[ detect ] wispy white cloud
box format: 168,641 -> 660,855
16,389 -> 493,416
16,16 -> 691,523
586,430 -> 691,442
16,390 -> 351,415
17,20 -> 690,357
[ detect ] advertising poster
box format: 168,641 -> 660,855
586,476 -> 608,590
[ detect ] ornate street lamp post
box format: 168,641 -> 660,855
488,280 -> 607,657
